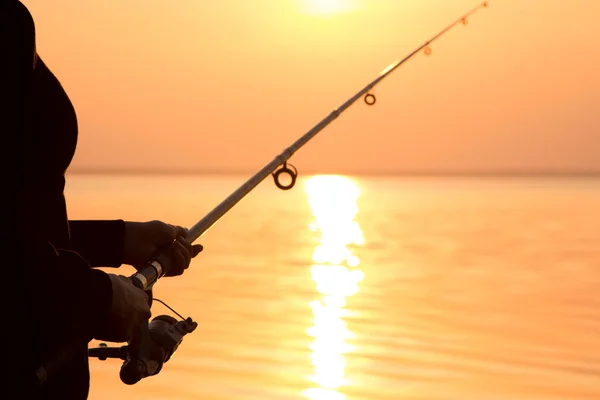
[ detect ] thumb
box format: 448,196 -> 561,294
191,244 -> 203,258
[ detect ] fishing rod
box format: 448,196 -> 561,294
132,1 -> 490,291
33,3 -> 491,389
87,2 -> 494,386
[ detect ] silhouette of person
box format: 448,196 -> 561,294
3,1 -> 203,398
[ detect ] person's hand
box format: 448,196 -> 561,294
95,274 -> 152,343
123,220 -> 203,275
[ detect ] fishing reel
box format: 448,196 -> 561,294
89,303 -> 197,385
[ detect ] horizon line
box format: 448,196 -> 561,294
66,168 -> 600,178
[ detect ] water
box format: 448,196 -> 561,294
63,173 -> 600,400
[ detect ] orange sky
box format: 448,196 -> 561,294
23,0 -> 600,174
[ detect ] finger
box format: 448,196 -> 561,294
191,244 -> 203,258
144,288 -> 153,305
141,289 -> 149,304
175,237 -> 192,267
168,240 -> 190,275
177,235 -> 193,251
141,303 -> 152,320
171,247 -> 187,275
156,222 -> 179,245
165,253 -> 184,276
174,225 -> 189,240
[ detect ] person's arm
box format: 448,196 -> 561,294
70,219 -> 204,273
69,219 -> 126,268
3,1 -> 113,341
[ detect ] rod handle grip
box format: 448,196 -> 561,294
131,260 -> 163,291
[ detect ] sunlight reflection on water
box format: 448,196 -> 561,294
303,176 -> 365,400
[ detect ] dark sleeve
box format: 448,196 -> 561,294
47,245 -> 114,340
69,220 -> 126,267
26,242 -> 114,342
3,2 -> 113,341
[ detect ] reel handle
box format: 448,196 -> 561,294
117,315 -> 198,385
119,319 -> 164,385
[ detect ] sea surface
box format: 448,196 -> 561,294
63,173 -> 600,400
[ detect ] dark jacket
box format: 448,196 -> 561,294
4,1 -> 126,398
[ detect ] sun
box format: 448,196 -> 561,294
302,0 -> 358,16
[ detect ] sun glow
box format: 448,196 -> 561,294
301,0 -> 360,16
302,175 -> 365,400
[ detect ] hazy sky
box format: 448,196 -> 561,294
23,0 -> 600,174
